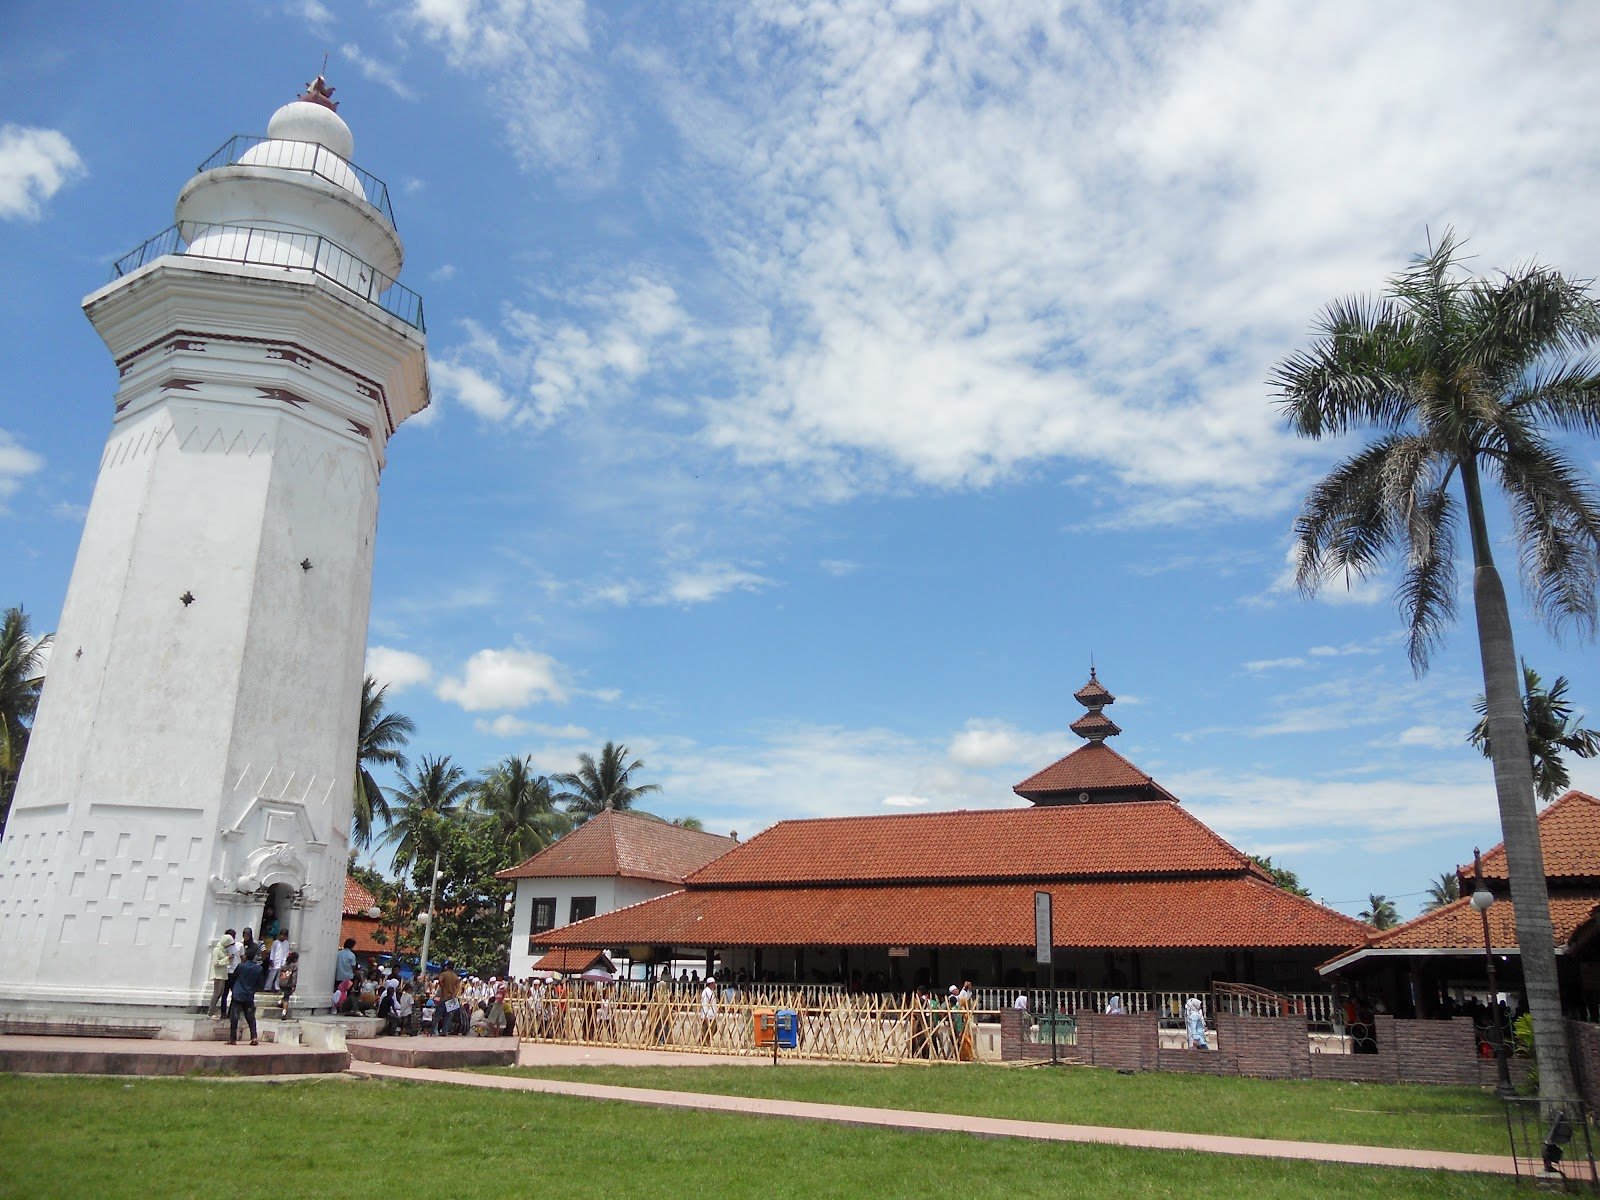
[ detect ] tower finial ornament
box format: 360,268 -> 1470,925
1070,667 -> 1121,743
299,73 -> 338,111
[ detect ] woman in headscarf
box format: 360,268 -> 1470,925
1184,996 -> 1209,1049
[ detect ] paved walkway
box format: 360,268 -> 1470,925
346,1057 -> 1520,1177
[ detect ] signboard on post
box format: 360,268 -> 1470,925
1034,890 -> 1052,965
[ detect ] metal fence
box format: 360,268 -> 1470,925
111,222 -> 424,332
1503,1097 -> 1597,1189
509,983 -> 993,1064
975,987 -> 1338,1026
197,134 -> 396,227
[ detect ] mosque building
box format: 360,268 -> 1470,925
534,672 -> 1370,994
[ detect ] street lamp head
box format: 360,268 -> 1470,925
365,905 -> 382,919
1471,888 -> 1494,912
416,912 -> 431,924
434,869 -> 444,881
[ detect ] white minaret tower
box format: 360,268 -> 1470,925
0,77 -> 427,1014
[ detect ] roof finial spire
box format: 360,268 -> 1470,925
299,68 -> 338,111
1070,665 -> 1120,743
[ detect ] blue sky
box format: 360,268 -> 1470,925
4,1 -> 1599,920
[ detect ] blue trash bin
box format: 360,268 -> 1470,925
775,1008 -> 799,1049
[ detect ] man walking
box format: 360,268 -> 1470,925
434,962 -> 462,1037
229,945 -> 265,1046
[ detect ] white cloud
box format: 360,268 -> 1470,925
429,358 -> 515,421
0,125 -> 84,221
429,263 -> 456,281
436,646 -> 568,711
1242,657 -> 1309,674
819,559 -> 859,577
0,430 -> 44,509
470,3 -> 1595,526
292,0 -> 334,33
650,723 -> 1021,834
585,563 -> 771,607
1396,725 -> 1464,751
882,794 -> 930,808
946,719 -> 1069,770
408,0 -> 615,181
365,645 -> 433,693
476,715 -> 592,740
341,42 -> 418,101
1246,543 -> 1390,609
1172,764 -> 1499,852
663,565 -> 769,606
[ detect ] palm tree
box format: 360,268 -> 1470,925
672,816 -> 706,831
1359,894 -> 1400,930
1469,663 -> 1600,802
0,607 -> 51,838
474,755 -> 571,863
352,675 -> 414,851
552,741 -> 661,819
379,754 -> 474,873
1273,230 -> 1600,1104
1423,872 -> 1461,912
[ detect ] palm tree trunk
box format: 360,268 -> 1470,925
1463,458 -> 1577,1105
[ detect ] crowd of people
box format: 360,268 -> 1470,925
205,924 -> 299,1045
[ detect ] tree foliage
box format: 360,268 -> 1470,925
379,753 -> 475,873
0,607 -> 50,839
407,818 -> 516,976
473,755 -> 571,863
552,740 -> 662,818
1469,663 -> 1600,802
1423,871 -> 1461,912
1359,893 -> 1400,930
1249,854 -> 1312,898
1273,229 -> 1600,1105
352,675 -> 414,851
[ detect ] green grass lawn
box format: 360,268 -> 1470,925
0,1074 -> 1523,1200
486,1062 -> 1513,1156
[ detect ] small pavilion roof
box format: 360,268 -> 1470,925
1320,891 -> 1600,974
530,948 -> 615,976
1012,741 -> 1181,804
497,809 -> 737,885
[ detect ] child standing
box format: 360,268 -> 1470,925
276,951 -> 299,1018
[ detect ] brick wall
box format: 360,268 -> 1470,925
1077,1012 -> 1157,1071
998,1007 -> 1517,1094
1569,1020 -> 1600,1111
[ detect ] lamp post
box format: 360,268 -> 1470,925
417,851 -> 443,979
1471,847 -> 1515,1097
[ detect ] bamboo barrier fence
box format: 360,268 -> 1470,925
506,983 -> 993,1064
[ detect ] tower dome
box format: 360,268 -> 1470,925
175,74 -> 401,280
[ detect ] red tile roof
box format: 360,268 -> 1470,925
497,809 -> 737,884
687,802 -> 1243,887
1321,891 -> 1600,973
1012,742 -> 1180,804
1468,791 -> 1600,883
530,948 -> 615,975
343,878 -> 379,916
536,876 -> 1370,952
1073,672 -> 1115,706
1070,710 -> 1122,739
340,915 -> 387,955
